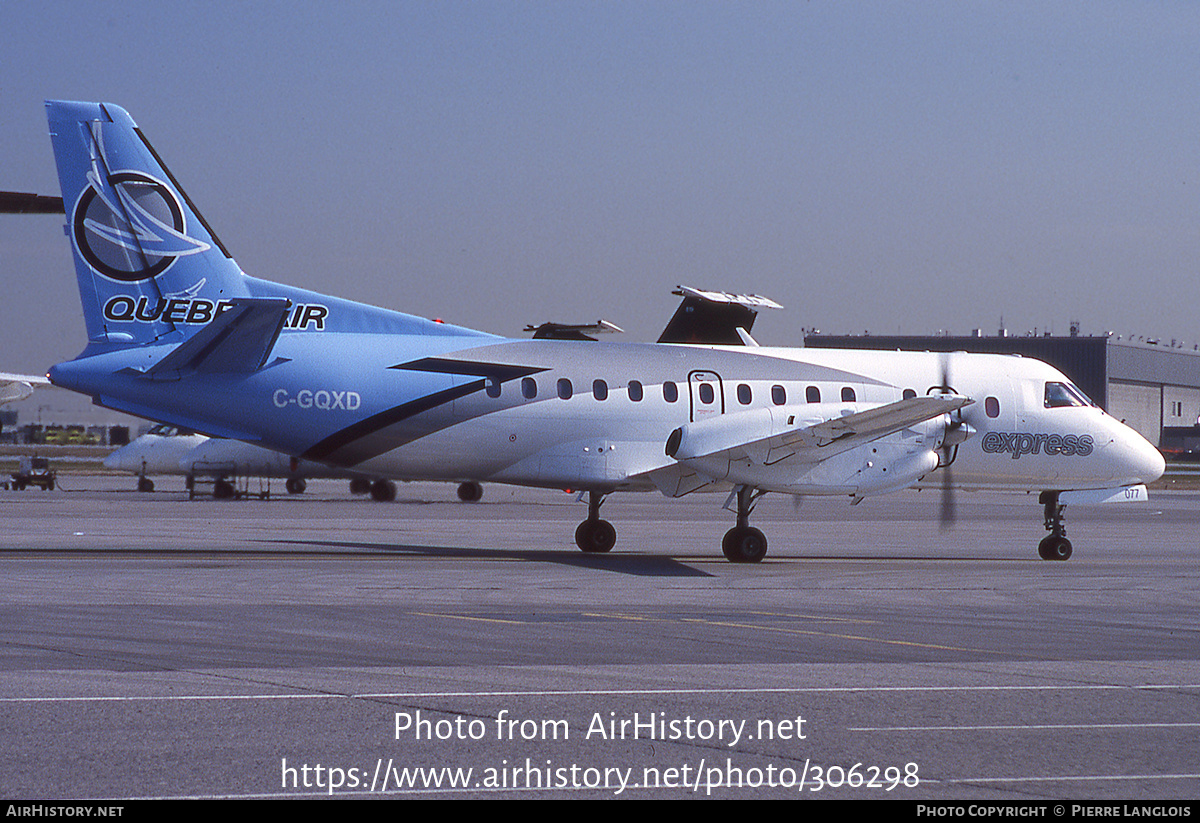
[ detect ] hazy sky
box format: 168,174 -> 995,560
1,1 -> 1197,376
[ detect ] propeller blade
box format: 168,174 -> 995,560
938,352 -> 956,530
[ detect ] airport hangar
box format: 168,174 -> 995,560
803,329 -> 1200,452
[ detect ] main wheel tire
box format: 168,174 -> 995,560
457,481 -> 483,502
722,526 -> 768,563
370,479 -> 397,502
349,477 -> 371,495
575,519 -> 617,553
1038,535 -> 1072,561
286,477 -> 307,494
137,476 -> 155,493
213,479 -> 235,499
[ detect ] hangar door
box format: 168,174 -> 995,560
1107,382 -> 1160,444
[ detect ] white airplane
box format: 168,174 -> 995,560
32,101 -> 1165,562
103,423 -> 206,491
105,424 -> 486,501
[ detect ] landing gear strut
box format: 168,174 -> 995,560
575,491 -> 616,553
722,485 -> 768,563
1038,490 -> 1072,560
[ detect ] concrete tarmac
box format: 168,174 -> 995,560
1,476 -> 1197,799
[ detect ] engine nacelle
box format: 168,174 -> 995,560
852,447 -> 941,495
666,407 -> 804,462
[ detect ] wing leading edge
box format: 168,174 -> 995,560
655,395 -> 974,496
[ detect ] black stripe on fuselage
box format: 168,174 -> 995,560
389,357 -> 547,382
301,343 -> 889,468
301,358 -> 547,465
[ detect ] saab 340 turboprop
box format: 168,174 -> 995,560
36,101 -> 1164,562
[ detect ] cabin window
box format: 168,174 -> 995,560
902,388 -> 917,399
771,385 -> 786,405
663,381 -> 679,403
737,384 -> 752,405
698,383 -> 715,404
806,386 -> 821,404
593,379 -> 608,401
985,396 -> 1000,418
628,380 -> 643,402
557,378 -> 573,400
521,377 -> 537,399
485,378 -> 501,399
841,387 -> 856,402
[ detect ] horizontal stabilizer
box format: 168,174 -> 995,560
0,191 -> 65,214
145,298 -> 289,376
0,372 -> 51,405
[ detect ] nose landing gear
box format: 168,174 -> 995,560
1038,490 -> 1072,560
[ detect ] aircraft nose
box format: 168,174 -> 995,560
1136,438 -> 1167,484
1118,429 -> 1166,485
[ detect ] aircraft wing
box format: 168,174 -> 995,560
0,372 -> 51,405
523,320 -> 623,341
667,394 -> 974,467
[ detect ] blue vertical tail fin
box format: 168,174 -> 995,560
45,100 -> 252,349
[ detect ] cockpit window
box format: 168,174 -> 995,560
1044,381 -> 1093,409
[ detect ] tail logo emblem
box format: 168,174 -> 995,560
71,170 -> 210,282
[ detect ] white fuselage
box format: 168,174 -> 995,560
301,341 -> 1163,497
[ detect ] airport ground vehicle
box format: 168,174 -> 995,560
9,455 -> 55,491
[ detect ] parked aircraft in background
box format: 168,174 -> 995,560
102,423 -> 205,491
30,101 -> 1165,561
105,424 -> 485,501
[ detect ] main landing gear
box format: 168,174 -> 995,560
1038,490 -> 1072,561
722,485 -> 768,563
575,491 -> 616,553
571,487 -> 770,562
457,481 -> 484,502
370,479 -> 397,502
